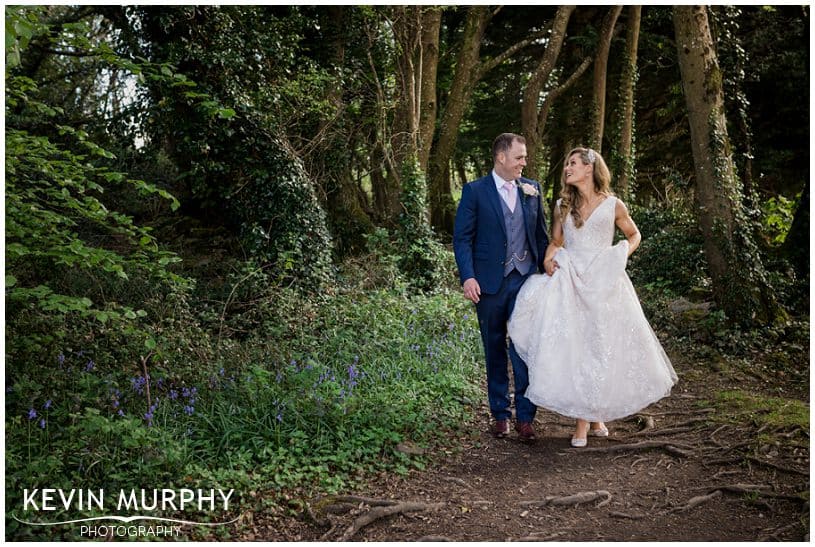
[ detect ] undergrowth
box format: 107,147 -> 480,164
5,282 -> 483,540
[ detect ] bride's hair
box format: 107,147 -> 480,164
559,147 -> 613,228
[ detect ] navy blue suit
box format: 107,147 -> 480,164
453,173 -> 549,422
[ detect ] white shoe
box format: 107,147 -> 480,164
570,436 -> 587,448
589,426 -> 609,437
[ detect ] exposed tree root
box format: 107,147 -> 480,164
338,501 -> 444,541
609,511 -> 645,520
417,535 -> 453,541
632,426 -> 696,437
520,490 -> 611,508
519,531 -> 567,541
745,456 -> 810,476
640,408 -> 715,417
671,489 -> 722,512
575,440 -> 694,458
758,522 -> 802,541
329,495 -> 400,507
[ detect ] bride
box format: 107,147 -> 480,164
507,147 -> 678,447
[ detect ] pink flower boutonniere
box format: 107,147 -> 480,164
518,182 -> 539,197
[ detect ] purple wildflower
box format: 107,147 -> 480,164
27,408 -> 37,420
39,418 -> 46,429
131,376 -> 146,394
44,400 -> 52,410
57,353 -> 65,366
183,405 -> 194,416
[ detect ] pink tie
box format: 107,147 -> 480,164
503,181 -> 516,212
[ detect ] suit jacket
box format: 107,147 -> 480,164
453,173 -> 549,294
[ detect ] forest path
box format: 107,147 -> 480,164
252,349 -> 809,541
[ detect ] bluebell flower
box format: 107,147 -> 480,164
219,368 -> 225,376
183,405 -> 194,416
27,408 -> 37,420
169,389 -> 178,400
39,418 -> 46,429
117,409 -> 125,417
57,353 -> 65,366
85,360 -> 95,372
44,400 -> 52,410
131,376 -> 146,394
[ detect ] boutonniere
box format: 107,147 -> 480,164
517,182 -> 539,197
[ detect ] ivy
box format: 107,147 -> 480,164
396,158 -> 450,292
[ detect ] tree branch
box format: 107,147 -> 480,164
536,55 -> 592,136
477,28 -> 551,79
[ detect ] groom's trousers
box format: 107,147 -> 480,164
475,269 -> 537,423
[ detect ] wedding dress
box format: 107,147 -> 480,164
508,196 -> 678,422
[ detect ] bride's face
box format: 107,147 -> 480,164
564,153 -> 592,187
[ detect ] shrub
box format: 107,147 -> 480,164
627,203 -> 707,294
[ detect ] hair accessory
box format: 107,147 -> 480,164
587,148 -> 597,164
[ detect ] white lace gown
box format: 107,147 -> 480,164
508,197 -> 678,422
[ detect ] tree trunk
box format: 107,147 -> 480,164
673,5 -> 781,326
391,6 -> 422,169
589,6 -> 623,152
521,5 -> 576,181
418,7 -> 442,172
615,6 -> 641,199
317,6 -> 374,256
428,6 -> 491,235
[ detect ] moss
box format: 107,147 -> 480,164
714,389 -> 809,430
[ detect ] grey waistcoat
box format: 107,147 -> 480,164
500,194 -> 532,276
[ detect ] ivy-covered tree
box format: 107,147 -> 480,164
107,6 -> 334,288
673,5 -> 784,325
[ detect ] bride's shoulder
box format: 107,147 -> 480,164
612,196 -> 631,216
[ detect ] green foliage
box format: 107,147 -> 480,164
227,122 -> 334,290
760,193 -> 798,245
5,287 -> 483,539
397,159 -> 452,292
5,77 -> 185,327
627,204 -> 706,294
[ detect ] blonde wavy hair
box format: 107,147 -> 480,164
559,147 -> 613,228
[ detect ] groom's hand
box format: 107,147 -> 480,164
462,278 -> 481,304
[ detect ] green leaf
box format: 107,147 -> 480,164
145,338 -> 157,350
96,311 -> 109,324
6,274 -> 17,287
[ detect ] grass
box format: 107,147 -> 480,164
714,389 -> 809,430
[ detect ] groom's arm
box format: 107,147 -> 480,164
453,183 -> 477,284
533,183 -> 549,272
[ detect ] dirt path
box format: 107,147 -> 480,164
250,350 -> 809,542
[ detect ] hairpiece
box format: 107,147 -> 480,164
587,148 -> 597,164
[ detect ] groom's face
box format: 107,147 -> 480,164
495,140 -> 527,182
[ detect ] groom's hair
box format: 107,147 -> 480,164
493,133 -> 525,161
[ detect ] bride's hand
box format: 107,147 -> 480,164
544,258 -> 559,276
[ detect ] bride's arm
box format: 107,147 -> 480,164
542,208 -> 564,275
615,199 -> 641,256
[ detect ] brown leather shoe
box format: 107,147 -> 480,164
492,419 -> 510,438
515,421 -> 536,441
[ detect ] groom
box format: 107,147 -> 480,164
453,133 -> 549,441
